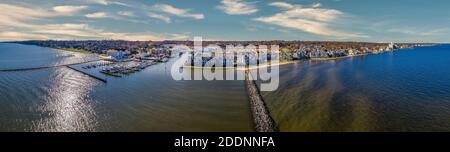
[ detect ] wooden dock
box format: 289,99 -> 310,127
65,65 -> 107,83
245,70 -> 279,132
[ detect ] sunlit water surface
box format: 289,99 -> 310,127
262,45 -> 450,131
0,43 -> 252,131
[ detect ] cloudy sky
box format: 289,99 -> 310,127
0,0 -> 449,42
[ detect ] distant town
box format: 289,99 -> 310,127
12,40 -> 432,62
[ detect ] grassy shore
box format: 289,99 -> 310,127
55,47 -> 92,54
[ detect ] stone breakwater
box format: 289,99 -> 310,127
245,70 -> 279,132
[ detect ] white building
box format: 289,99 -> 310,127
106,50 -> 130,61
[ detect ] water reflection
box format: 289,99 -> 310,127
31,67 -> 100,132
0,43 -> 252,132
264,46 -> 450,131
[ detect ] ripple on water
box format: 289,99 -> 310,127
264,46 -> 450,131
30,67 -> 101,132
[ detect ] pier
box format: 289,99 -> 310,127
65,65 -> 107,83
0,59 -> 103,72
0,59 -> 107,83
245,70 -> 279,132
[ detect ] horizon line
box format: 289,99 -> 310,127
0,39 -> 443,44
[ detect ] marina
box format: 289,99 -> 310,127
99,61 -> 157,77
76,53 -> 170,78
66,65 -> 107,83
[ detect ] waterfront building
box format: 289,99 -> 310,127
106,49 -> 130,61
347,49 -> 355,56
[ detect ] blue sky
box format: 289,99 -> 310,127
0,0 -> 449,42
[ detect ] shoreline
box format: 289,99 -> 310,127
52,47 -> 93,54
49,46 -> 111,60
182,61 -> 295,71
179,46 -> 427,70
309,54 -> 367,61
181,54 -> 373,70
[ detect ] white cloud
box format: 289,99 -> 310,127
85,12 -> 109,18
85,11 -> 150,23
98,32 -> 188,41
153,4 -> 204,20
269,2 -> 295,10
84,0 -> 108,5
0,5 -> 96,40
29,23 -> 188,40
0,3 -> 66,20
52,5 -> 88,15
117,11 -> 135,17
255,2 -> 367,38
312,3 -> 322,8
83,0 -> 129,6
32,24 -> 97,37
0,4 -> 91,30
85,12 -> 146,23
387,28 -> 416,35
388,28 -> 449,36
0,32 -> 49,40
421,28 -> 449,36
217,0 -> 258,15
0,4 -> 187,41
147,12 -> 171,23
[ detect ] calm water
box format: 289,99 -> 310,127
1,43 -> 450,132
0,43 -> 252,132
262,44 -> 450,131
0,43 -> 98,69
